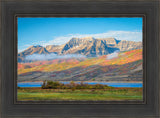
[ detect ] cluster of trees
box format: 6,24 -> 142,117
41,81 -> 112,90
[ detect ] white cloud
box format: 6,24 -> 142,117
25,53 -> 86,61
106,50 -> 120,60
43,30 -> 142,46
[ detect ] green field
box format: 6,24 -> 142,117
17,87 -> 143,101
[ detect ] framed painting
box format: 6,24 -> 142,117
16,15 -> 145,104
1,0 -> 160,118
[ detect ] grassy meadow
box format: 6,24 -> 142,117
17,87 -> 143,101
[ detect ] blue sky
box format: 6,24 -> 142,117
18,17 -> 142,52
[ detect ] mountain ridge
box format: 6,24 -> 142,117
18,37 -> 142,62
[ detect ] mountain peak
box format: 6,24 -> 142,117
27,45 -> 43,49
81,37 -> 95,40
71,37 -> 95,41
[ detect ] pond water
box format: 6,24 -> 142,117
18,81 -> 143,88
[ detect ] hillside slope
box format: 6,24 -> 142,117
18,49 -> 143,82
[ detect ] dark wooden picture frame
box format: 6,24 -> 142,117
1,0 -> 160,117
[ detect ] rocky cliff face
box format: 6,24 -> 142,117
117,40 -> 142,51
45,45 -> 58,52
60,37 -> 142,56
61,37 -> 119,56
97,38 -> 120,47
45,45 -> 64,54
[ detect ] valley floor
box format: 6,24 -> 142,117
17,87 -> 143,101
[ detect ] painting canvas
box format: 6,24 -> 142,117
17,17 -> 143,101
